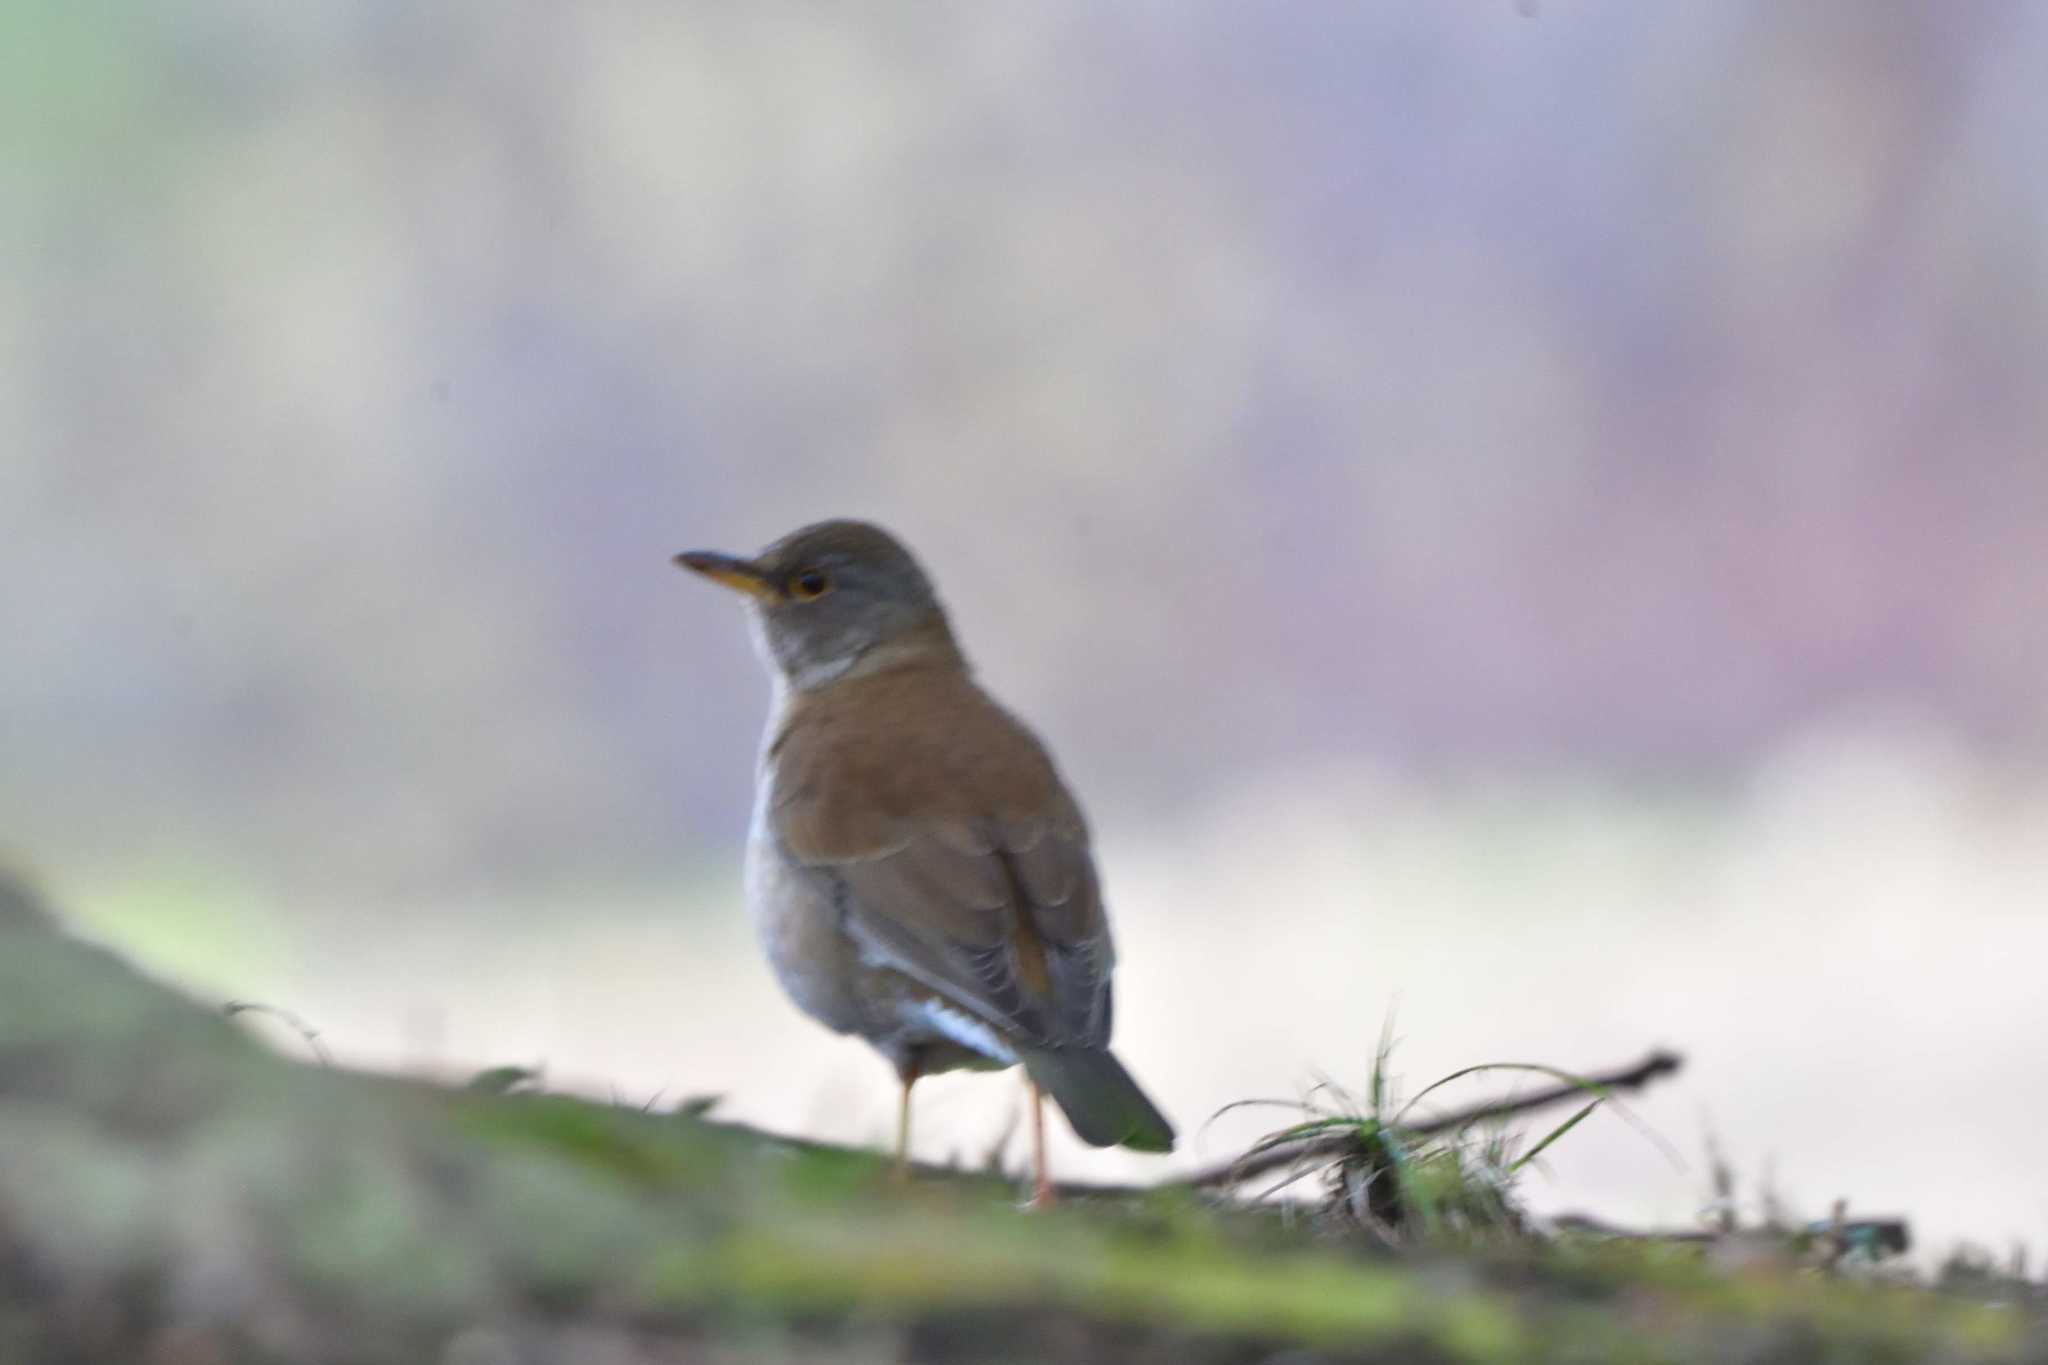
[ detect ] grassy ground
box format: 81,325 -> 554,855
2,870 -> 2041,1364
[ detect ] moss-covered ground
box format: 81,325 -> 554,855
2,873 -> 2039,1364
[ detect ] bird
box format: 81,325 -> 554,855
674,519 -> 1175,1204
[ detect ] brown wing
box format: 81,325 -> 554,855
767,663 -> 1114,1049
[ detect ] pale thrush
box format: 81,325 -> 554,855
676,520 -> 1175,1202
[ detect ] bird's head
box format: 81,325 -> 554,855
676,519 -> 959,690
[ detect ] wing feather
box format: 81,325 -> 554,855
768,664 -> 1114,1049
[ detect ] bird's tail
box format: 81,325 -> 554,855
1018,1046 -> 1175,1153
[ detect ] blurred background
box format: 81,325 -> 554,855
5,2 -> 2046,1262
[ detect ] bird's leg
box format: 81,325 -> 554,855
1026,1077 -> 1055,1210
892,1056 -> 921,1183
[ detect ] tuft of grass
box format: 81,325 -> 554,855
1218,1020 -> 1648,1247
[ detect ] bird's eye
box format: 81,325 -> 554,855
787,567 -> 832,600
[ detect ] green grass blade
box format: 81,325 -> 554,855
1507,1098 -> 1603,1175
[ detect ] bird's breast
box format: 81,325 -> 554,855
741,748 -> 868,1037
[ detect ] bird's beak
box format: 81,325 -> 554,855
673,549 -> 779,601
